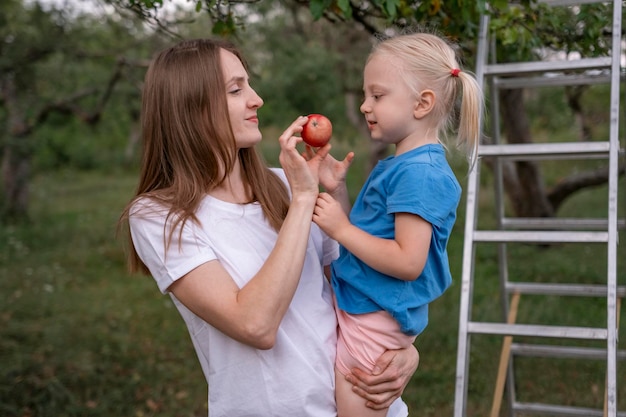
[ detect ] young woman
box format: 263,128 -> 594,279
119,38 -> 419,417
313,32 -> 483,417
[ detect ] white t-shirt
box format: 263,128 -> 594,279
129,169 -> 408,417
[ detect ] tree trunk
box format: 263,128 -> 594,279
565,85 -> 592,141
497,88 -> 555,218
1,73 -> 33,221
1,139 -> 31,220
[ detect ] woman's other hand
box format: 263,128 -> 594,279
346,345 -> 419,410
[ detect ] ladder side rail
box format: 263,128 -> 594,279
454,156 -> 480,417
484,22 -> 520,417
487,47 -> 520,417
489,44 -> 510,327
453,11 -> 490,417
605,1 -> 622,415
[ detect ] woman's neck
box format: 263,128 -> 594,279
209,159 -> 254,204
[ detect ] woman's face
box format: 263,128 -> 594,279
220,48 -> 264,149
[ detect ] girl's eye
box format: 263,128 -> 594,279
229,88 -> 242,95
362,93 -> 381,100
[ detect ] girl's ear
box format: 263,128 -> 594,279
414,89 -> 435,119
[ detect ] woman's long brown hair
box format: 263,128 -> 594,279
119,39 -> 289,275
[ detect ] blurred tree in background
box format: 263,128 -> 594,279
0,0 -> 164,219
0,0 -> 621,222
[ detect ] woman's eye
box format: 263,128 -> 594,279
229,88 -> 242,95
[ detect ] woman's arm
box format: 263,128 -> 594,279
168,192 -> 316,349
169,117 -> 330,350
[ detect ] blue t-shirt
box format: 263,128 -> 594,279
331,144 -> 461,336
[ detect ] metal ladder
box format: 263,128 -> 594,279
454,1 -> 624,416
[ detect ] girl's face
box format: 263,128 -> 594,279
360,54 -> 421,146
220,49 -> 264,149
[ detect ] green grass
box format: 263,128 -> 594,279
1,171 -> 207,417
1,160 -> 624,416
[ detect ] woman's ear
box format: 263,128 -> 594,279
414,90 -> 435,119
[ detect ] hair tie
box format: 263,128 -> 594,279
450,68 -> 461,77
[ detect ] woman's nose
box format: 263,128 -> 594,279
250,89 -> 264,108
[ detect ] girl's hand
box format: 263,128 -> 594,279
313,192 -> 351,239
304,145 -> 354,195
279,116 -> 330,200
345,345 -> 419,410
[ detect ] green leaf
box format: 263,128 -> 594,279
309,0 -> 332,20
385,0 -> 400,18
212,15 -> 237,36
491,0 -> 508,10
337,0 -> 352,16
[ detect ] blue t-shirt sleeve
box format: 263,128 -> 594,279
386,162 -> 460,227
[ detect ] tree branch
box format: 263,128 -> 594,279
32,57 -> 131,131
547,162 -> 625,211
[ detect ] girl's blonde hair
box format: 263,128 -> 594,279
119,38 -> 289,274
370,32 -> 482,164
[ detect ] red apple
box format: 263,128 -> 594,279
301,114 -> 332,147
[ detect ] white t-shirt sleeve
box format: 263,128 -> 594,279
322,230 -> 339,266
388,397 -> 409,417
129,200 -> 217,294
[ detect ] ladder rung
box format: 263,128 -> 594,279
501,217 -> 626,230
494,72 -> 611,89
485,57 -> 612,77
478,141 -> 611,159
467,322 -> 608,339
511,343 -> 626,360
505,282 -> 626,297
473,230 -> 608,243
512,401 -> 626,417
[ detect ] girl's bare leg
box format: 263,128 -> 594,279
335,367 -> 389,417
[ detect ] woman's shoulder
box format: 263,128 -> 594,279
269,167 -> 287,183
129,195 -> 170,219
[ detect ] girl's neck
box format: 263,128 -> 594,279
395,132 -> 439,156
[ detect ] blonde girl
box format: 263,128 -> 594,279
313,32 -> 482,417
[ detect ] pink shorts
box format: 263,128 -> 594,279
334,297 -> 416,376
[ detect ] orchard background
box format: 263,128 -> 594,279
1,0 -> 624,415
